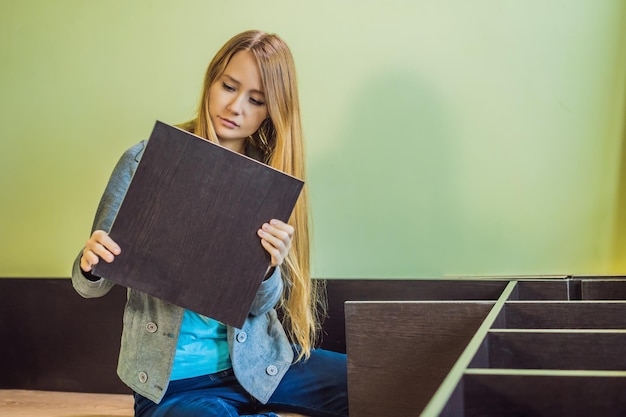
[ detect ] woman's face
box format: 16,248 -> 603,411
208,50 -> 269,153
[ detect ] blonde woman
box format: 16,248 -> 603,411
72,30 -> 349,417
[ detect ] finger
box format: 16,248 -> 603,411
93,231 -> 122,255
85,241 -> 116,263
80,255 -> 93,272
260,237 -> 282,266
86,232 -> 121,261
269,219 -> 294,238
80,250 -> 100,272
258,227 -> 287,254
261,222 -> 291,246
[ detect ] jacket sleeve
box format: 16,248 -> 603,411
248,267 -> 284,316
71,142 -> 146,298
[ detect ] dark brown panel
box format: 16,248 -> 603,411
93,121 -> 303,327
0,278 -> 129,394
495,302 -> 626,329
437,379 -> 466,417
345,301 -> 494,417
514,280 -> 569,300
581,279 -> 626,300
477,331 -> 626,370
463,372 -> 626,417
321,279 -> 508,352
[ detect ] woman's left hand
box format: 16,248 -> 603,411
257,219 -> 294,267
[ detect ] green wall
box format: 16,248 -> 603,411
1,1 -> 625,278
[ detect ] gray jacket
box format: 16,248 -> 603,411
71,141 -> 294,404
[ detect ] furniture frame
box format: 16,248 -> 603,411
344,276 -> 626,417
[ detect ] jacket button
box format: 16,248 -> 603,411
138,371 -> 148,383
146,322 -> 158,333
266,365 -> 278,376
236,332 -> 247,343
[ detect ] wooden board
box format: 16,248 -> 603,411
322,278 -> 508,352
513,280 -> 569,300
345,301 -> 494,417
0,279 -> 128,394
470,330 -> 626,370
93,121 -> 303,327
580,279 -> 626,300
462,370 -> 626,417
494,301 -> 626,329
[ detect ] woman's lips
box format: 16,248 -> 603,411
218,116 -> 239,129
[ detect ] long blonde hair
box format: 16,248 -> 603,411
180,30 -> 324,360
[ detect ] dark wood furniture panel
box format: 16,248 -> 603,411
5,277 -> 503,393
426,279 -> 626,416
92,121 -> 304,328
0,279 -> 129,394
469,330 -> 626,370
580,279 -> 626,300
323,278 -> 508,353
494,301 -> 626,329
462,371 -> 626,417
512,279 -> 569,300
8,276 -> 626,415
345,301 -> 494,417
2,277 -> 348,394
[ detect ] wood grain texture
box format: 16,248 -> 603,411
322,278 -> 508,353
513,280 -> 569,300
345,301 -> 494,417
479,330 -> 626,370
581,279 -> 626,300
0,389 -> 310,417
497,301 -> 626,329
0,390 -> 134,417
462,371 -> 626,417
93,121 -> 303,327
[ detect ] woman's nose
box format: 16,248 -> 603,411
227,95 -> 244,114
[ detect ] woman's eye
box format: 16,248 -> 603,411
222,82 -> 235,92
250,97 -> 265,106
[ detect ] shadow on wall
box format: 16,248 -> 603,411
308,68 -> 458,277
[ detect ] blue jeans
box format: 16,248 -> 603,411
134,348 -> 349,417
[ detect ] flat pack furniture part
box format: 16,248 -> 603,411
344,277 -> 626,417
93,121 -> 304,328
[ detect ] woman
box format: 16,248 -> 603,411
72,30 -> 349,417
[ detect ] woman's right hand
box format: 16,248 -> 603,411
80,230 -> 121,272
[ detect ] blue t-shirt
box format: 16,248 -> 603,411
170,310 -> 232,380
